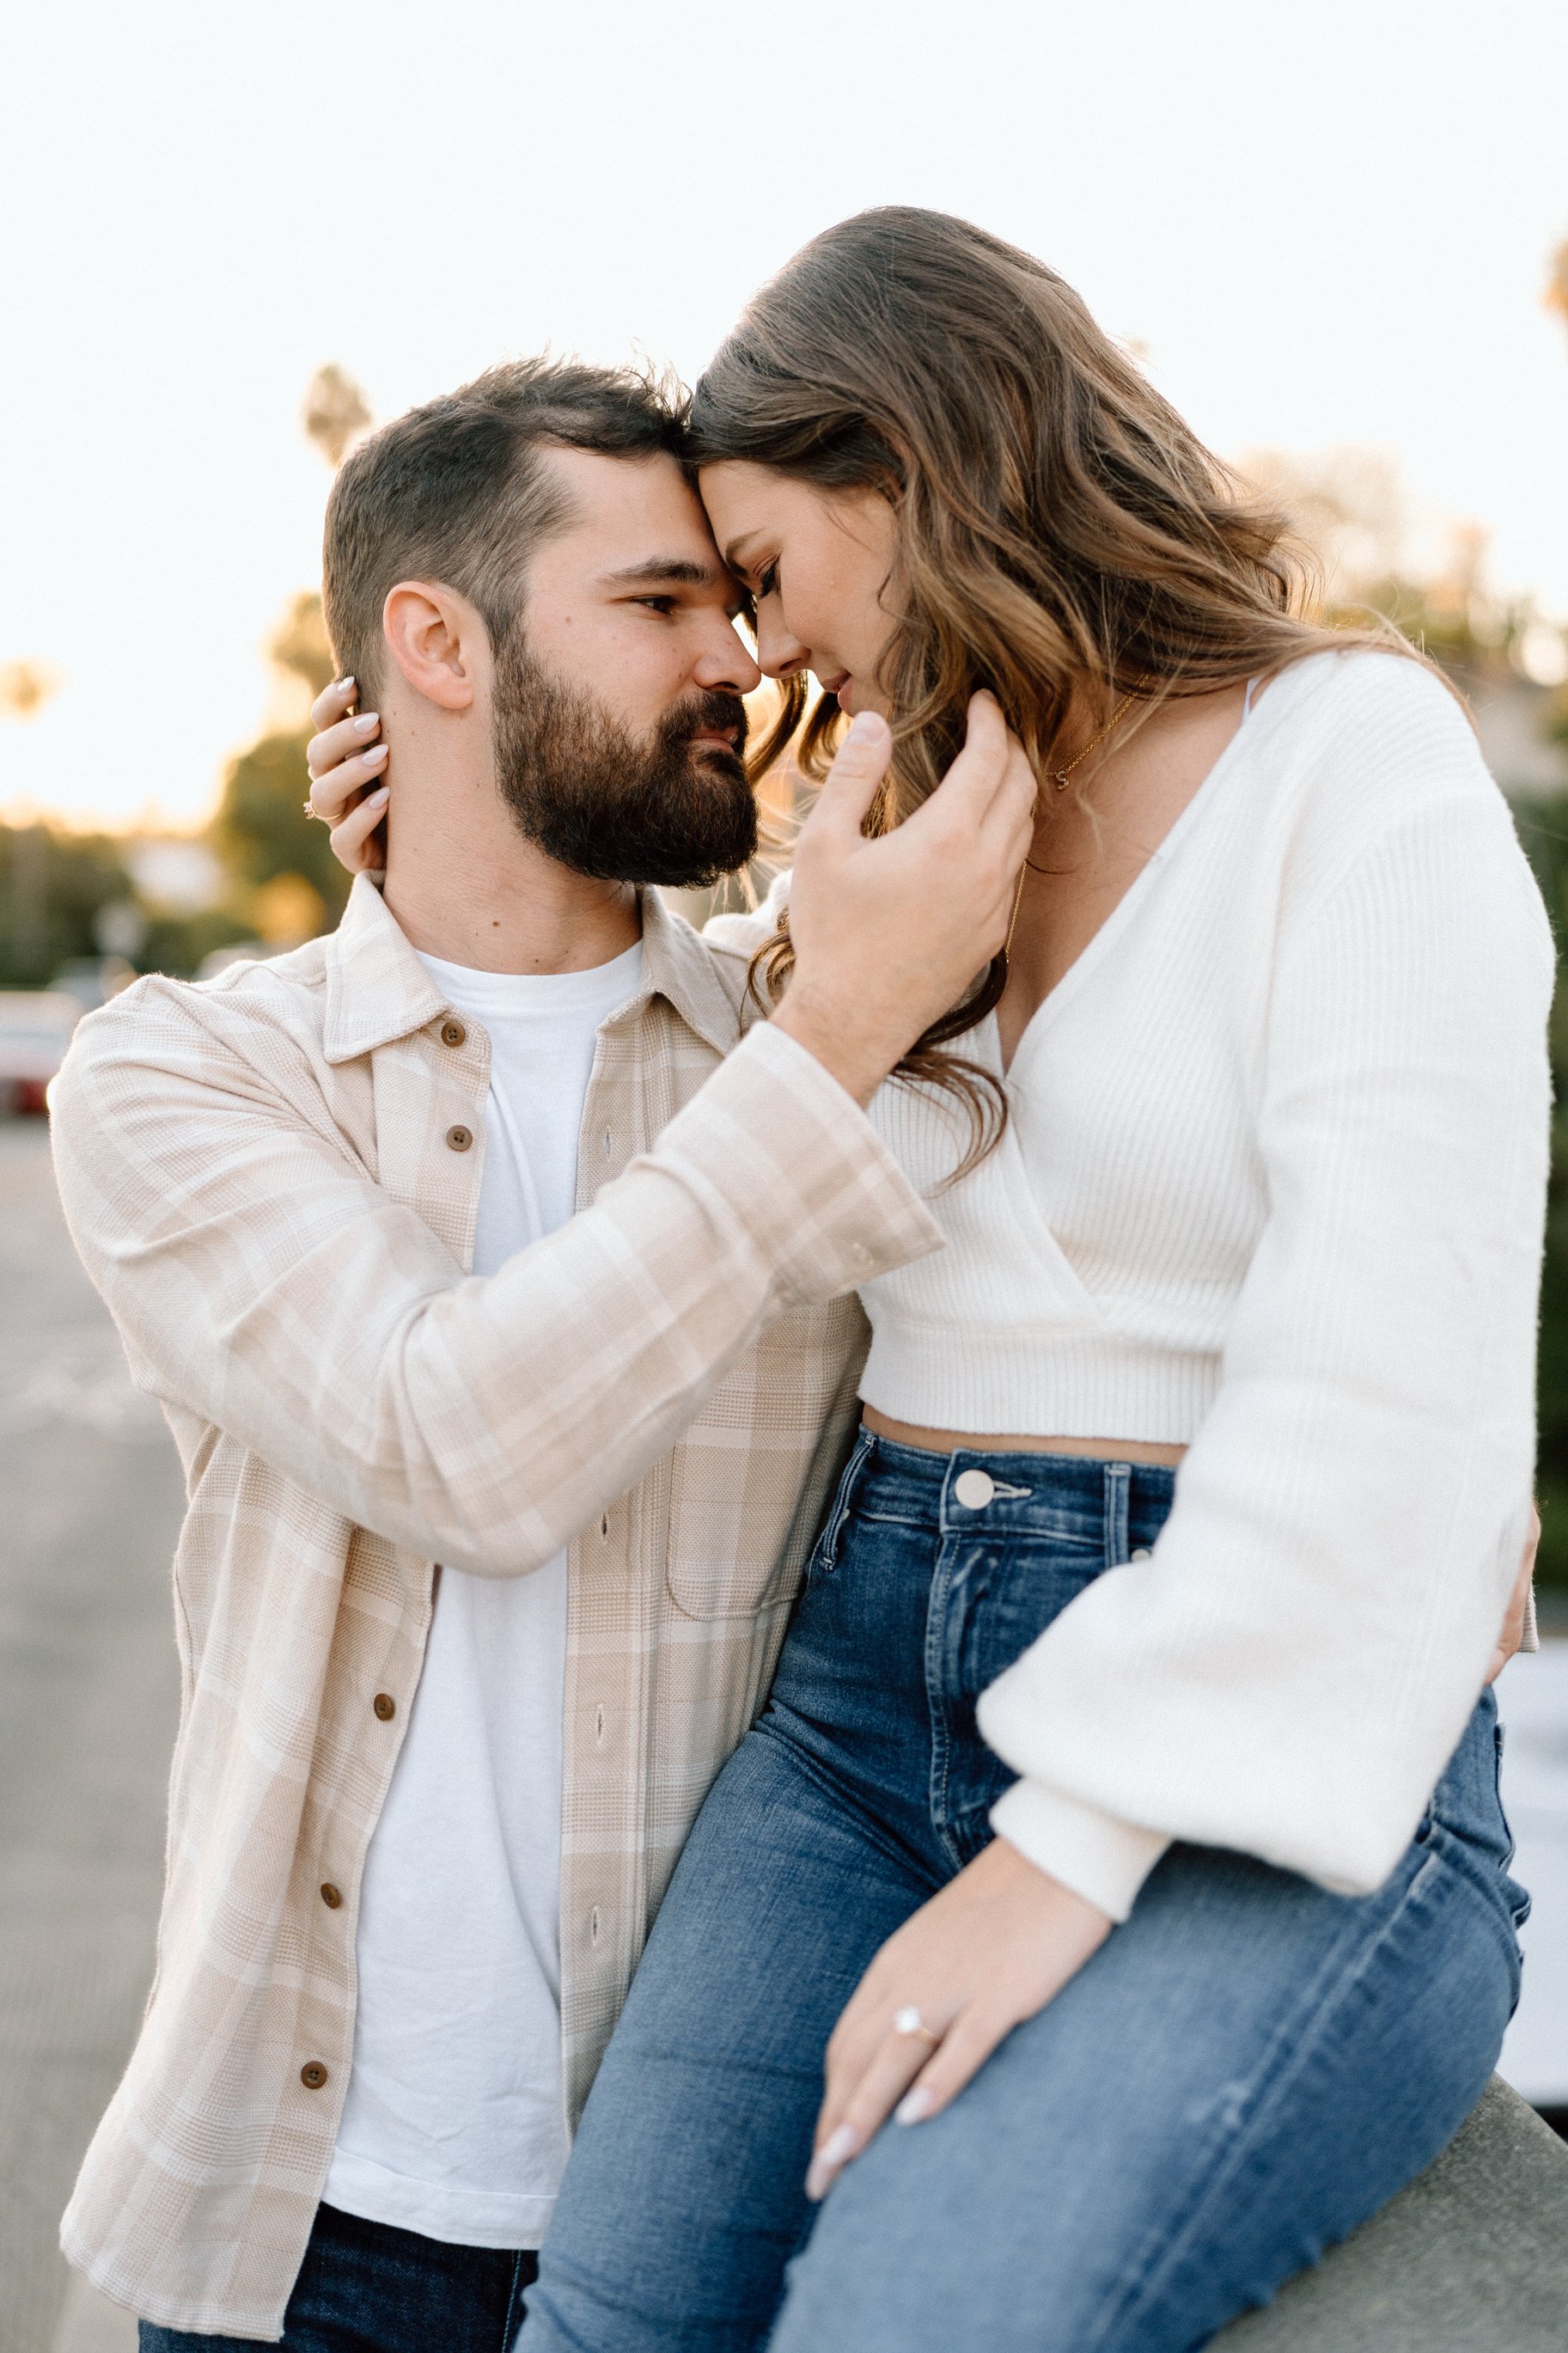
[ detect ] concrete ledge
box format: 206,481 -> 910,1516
1216,2078 -> 1568,2350
49,2081 -> 1568,2350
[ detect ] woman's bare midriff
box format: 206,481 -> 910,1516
861,1405 -> 1187,1468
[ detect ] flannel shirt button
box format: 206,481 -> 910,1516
300,2061 -> 329,2089
445,1124 -> 473,1152
320,1882 -> 342,1909
851,1244 -> 870,1266
440,1020 -> 467,1048
373,1692 -> 396,1721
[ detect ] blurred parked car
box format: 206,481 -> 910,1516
195,940 -> 272,981
0,991 -> 81,1115
51,956 -> 138,1012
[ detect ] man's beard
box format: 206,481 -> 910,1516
491,636 -> 757,887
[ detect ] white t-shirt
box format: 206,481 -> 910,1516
324,938 -> 644,2250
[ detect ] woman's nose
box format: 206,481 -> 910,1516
754,605 -> 809,683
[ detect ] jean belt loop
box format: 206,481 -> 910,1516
822,1422 -> 874,1574
1104,1460 -> 1131,1567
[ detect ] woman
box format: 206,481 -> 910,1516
308,211 -> 1548,2350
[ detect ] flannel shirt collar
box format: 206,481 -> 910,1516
321,871 -> 741,1066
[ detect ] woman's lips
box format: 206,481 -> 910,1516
821,672 -> 853,713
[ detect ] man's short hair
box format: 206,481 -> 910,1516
322,358 -> 689,696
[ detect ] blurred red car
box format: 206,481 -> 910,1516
0,991 -> 81,1115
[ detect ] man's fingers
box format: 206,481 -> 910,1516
310,675 -> 357,735
809,712 -> 894,840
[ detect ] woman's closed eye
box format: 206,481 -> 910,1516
756,559 -> 780,600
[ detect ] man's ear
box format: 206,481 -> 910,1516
381,581 -> 487,712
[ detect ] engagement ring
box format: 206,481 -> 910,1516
893,2006 -> 940,2045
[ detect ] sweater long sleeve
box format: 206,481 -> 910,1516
857,651 -> 1554,1919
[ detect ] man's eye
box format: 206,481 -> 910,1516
634,596 -> 678,616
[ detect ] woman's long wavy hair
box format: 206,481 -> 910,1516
689,206 -> 1403,1164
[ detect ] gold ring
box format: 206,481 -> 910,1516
893,2005 -> 941,2047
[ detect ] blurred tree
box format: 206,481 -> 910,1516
0,659 -> 64,720
269,590 -> 338,700
302,364 -> 372,469
1,658 -> 68,975
0,822 -> 133,985
1520,238 -> 1568,1586
202,375 -> 367,942
1547,238 -> 1568,333
208,715 -> 348,932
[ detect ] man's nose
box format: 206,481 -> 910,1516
693,623 -> 763,697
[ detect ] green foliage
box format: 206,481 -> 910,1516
0,822 -> 132,984
209,726 -> 348,918
1513,798 -> 1568,1586
0,819 -> 257,983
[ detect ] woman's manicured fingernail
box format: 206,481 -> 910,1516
895,2087 -> 935,2127
362,743 -> 388,765
363,785 -> 389,806
338,675 -> 355,692
805,2124 -> 859,2199
353,711 -> 380,734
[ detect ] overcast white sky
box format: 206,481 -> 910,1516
3,0 -> 1565,831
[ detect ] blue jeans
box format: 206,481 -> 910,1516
522,1433 -> 1528,2353
139,2203 -> 536,2353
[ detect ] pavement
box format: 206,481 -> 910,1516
1,1115 -> 1565,2351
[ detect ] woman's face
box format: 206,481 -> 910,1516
697,461 -> 900,718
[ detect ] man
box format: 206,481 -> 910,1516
51,358 -> 1032,2348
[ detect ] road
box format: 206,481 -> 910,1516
0,1122 -> 181,2353
0,1115 -> 1565,2350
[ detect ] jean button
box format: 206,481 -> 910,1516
954,1468 -> 995,1510
1130,1547 -> 1152,1562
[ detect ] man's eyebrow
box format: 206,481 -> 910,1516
599,558 -> 720,588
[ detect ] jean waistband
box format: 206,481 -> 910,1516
841,1427 -> 1177,1539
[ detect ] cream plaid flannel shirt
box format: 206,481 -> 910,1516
50,875 -> 940,2338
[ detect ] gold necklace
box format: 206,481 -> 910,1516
1005,688 -> 1139,956
1047,688 -> 1138,793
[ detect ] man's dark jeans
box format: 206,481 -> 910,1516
138,2202 -> 537,2353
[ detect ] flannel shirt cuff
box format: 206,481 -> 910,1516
655,1018 -> 944,1309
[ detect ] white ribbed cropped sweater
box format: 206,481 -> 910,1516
857,650 -> 1554,1921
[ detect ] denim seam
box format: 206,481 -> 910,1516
1083,1843 -> 1447,2348
924,1532 -> 967,1877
